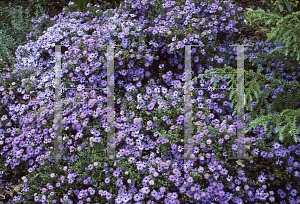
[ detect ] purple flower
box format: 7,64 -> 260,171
159,187 -> 165,193
232,144 -> 238,150
180,187 -> 186,193
106,193 -> 112,200
116,178 -> 123,187
258,173 -> 266,183
268,152 -> 274,158
113,171 -> 120,177
104,177 -> 110,184
141,187 -> 150,194
138,46 -> 144,52
253,148 -> 260,155
273,142 -> 281,149
168,175 -> 176,181
166,119 -> 171,125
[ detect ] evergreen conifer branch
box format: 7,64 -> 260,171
247,9 -> 300,61
196,65 -> 300,146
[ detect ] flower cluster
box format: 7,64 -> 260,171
0,0 -> 299,203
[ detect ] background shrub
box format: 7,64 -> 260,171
0,2 -> 48,73
270,0 -> 300,16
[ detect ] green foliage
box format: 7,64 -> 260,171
198,65 -> 300,148
26,0 -> 70,18
0,6 -> 9,18
246,9 -> 300,61
0,0 -> 70,19
0,30 -> 16,60
0,2 -> 48,70
270,0 -> 300,16
240,7 -> 277,42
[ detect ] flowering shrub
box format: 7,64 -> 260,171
0,0 -> 299,203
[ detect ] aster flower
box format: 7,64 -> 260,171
258,173 -> 266,183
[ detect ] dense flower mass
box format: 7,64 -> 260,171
0,0 -> 299,203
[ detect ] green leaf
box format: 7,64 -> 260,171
247,90 -> 253,106
253,86 -> 260,104
283,0 -> 293,13
278,3 -> 284,12
228,89 -> 235,104
255,9 -> 265,13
